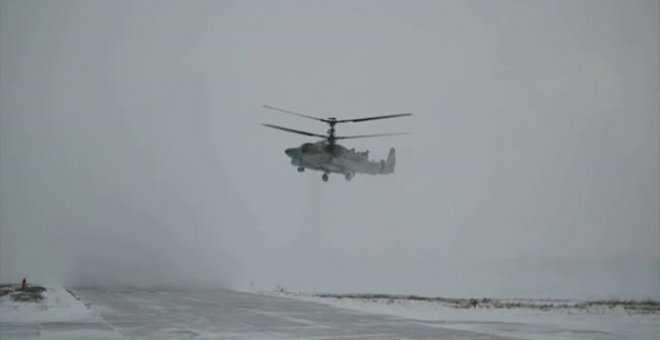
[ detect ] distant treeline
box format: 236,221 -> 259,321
310,293 -> 660,313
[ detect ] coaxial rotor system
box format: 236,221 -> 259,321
261,105 -> 411,147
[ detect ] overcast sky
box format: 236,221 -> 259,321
1,0 -> 658,299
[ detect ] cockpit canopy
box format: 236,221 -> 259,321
301,143 -> 316,153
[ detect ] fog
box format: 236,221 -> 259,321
1,0 -> 658,299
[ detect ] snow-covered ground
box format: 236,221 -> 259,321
2,286 -> 658,339
1,286 -> 92,323
271,291 -> 660,340
0,286 -> 125,339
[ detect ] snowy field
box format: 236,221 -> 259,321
0,286 -> 124,339
271,291 -> 660,340
1,286 -> 658,339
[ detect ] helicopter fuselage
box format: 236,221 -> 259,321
284,141 -> 395,181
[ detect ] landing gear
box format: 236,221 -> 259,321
297,166 -> 304,172
322,173 -> 329,182
345,172 -> 354,181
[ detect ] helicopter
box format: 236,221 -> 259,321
262,105 -> 412,182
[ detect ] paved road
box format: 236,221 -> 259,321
72,288 -> 514,339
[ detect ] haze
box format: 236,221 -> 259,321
1,0 -> 658,299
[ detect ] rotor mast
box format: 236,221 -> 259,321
327,117 -> 337,145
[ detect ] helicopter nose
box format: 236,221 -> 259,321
285,148 -> 296,157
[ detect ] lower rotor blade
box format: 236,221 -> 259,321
335,132 -> 409,140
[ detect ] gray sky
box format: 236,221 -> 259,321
1,0 -> 658,299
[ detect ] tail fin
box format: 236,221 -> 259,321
385,147 -> 396,174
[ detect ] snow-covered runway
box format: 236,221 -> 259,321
72,288 -> 514,339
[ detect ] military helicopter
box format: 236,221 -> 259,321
262,105 -> 412,182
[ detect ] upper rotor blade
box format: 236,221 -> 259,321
335,132 -> 409,140
262,123 -> 327,139
336,113 -> 412,123
263,105 -> 329,123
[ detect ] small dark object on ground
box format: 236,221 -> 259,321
0,283 -> 46,303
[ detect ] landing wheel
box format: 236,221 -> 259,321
322,173 -> 329,182
297,166 -> 304,172
345,173 -> 354,181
